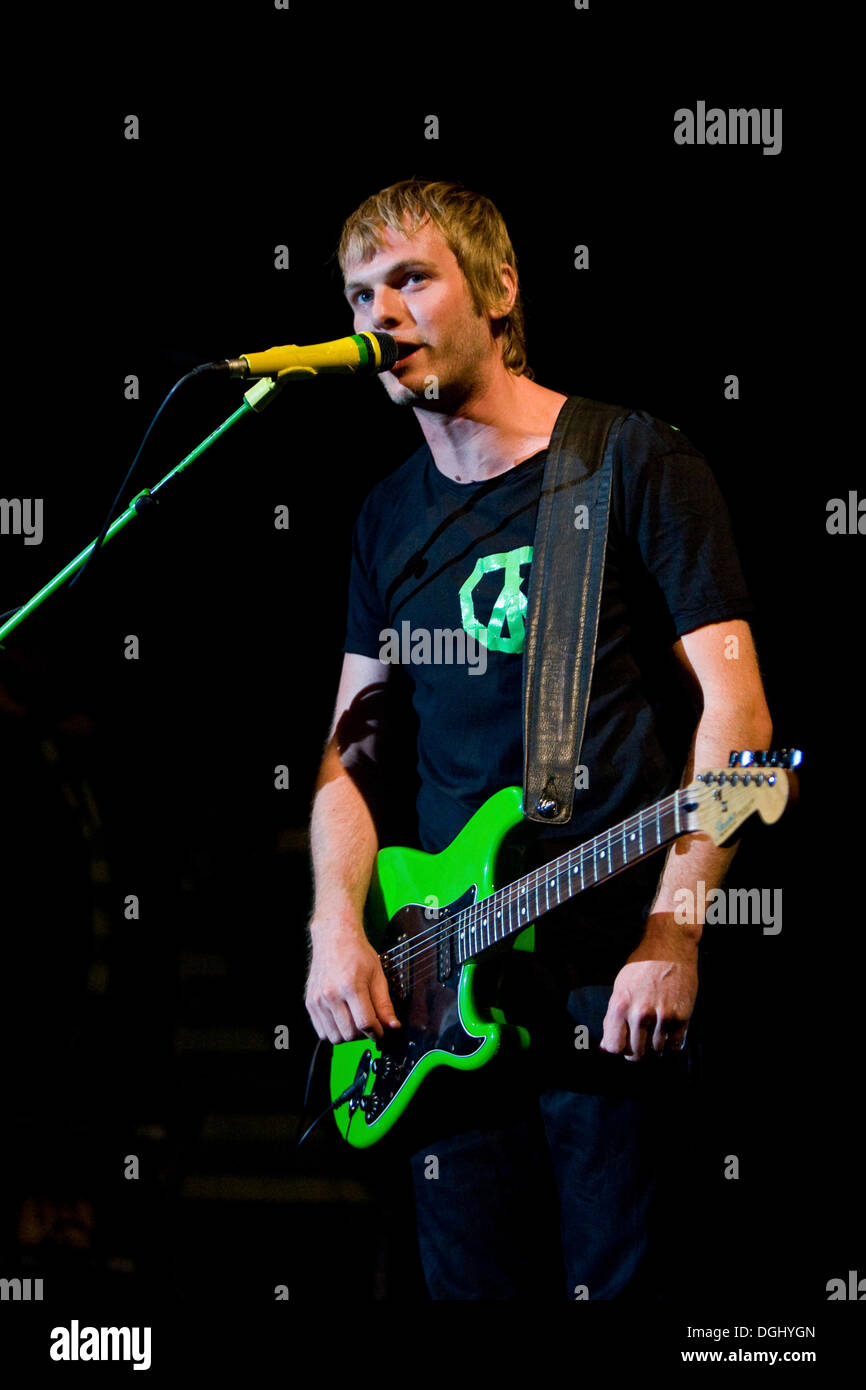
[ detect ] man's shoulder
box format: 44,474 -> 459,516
562,394 -> 705,463
613,405 -> 705,462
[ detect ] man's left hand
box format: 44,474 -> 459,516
600,916 -> 699,1060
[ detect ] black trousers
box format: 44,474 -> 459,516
405,982 -> 699,1300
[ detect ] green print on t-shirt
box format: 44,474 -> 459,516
458,545 -> 533,653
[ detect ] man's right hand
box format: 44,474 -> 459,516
305,915 -> 401,1044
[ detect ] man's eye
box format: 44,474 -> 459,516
356,290 -> 373,305
405,272 -> 427,285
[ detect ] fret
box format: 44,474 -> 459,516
456,792 -> 696,958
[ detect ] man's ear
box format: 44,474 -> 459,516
490,261 -> 518,322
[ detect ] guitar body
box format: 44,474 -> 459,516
328,750 -> 799,1148
330,786 -> 533,1148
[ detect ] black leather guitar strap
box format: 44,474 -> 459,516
522,394 -> 628,824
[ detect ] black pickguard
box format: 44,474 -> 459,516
358,888 -> 493,1125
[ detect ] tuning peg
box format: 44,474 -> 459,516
754,751 -> 769,767
729,750 -> 755,767
775,748 -> 803,769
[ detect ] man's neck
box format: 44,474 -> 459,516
414,370 -> 569,483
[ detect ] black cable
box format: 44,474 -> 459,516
0,364 -> 230,636
69,360 -> 229,592
295,1039 -> 366,1147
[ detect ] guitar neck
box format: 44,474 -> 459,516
454,788 -> 695,963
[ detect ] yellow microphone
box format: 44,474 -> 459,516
225,331 -> 400,380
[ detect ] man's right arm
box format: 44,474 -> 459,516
304,651 -> 402,1045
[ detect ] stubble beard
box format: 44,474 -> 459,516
380,323 -> 495,415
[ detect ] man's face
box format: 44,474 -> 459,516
343,220 -> 500,409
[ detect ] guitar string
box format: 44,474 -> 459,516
379,785 -> 717,977
377,781 -> 745,979
380,773 -> 783,989
388,772 -> 784,973
377,790 -> 731,1002
380,795 -> 722,1000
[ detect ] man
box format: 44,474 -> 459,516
305,179 -> 772,1299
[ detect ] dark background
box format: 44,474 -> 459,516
1,0 -> 859,1365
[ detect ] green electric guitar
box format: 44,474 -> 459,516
330,749 -> 800,1147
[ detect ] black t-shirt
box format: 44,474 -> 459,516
343,405 -> 755,980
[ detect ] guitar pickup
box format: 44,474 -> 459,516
437,920 -> 453,983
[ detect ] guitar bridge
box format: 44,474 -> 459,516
381,932 -> 411,1001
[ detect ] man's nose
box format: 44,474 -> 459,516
370,287 -> 405,329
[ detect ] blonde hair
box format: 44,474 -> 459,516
337,179 -> 532,378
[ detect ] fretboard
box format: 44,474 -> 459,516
454,789 -> 692,964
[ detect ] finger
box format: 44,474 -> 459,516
600,1010 -> 628,1054
317,1008 -> 343,1047
651,1013 -> 673,1054
370,969 -> 401,1030
330,999 -> 363,1043
307,1001 -> 337,1046
653,1009 -> 689,1053
346,988 -> 384,1041
627,1010 -> 654,1061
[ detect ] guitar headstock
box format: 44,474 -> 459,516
682,748 -> 802,846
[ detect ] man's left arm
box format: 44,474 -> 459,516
600,618 -> 773,1060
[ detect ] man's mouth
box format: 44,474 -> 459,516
392,342 -> 423,367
